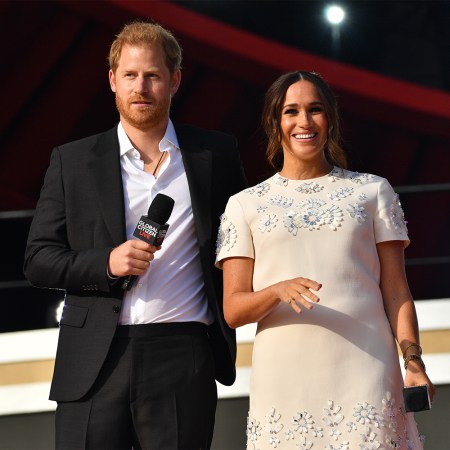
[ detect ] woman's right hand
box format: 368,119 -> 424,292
223,257 -> 322,327
273,277 -> 322,314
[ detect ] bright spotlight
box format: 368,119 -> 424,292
325,5 -> 345,25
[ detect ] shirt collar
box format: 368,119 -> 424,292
117,122 -> 134,157
160,120 -> 180,153
117,120 -> 179,158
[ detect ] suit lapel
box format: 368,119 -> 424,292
85,125 -> 213,248
176,125 -> 212,246
88,127 -> 126,246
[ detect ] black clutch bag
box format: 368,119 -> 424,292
403,385 -> 431,412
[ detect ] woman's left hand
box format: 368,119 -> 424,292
404,359 -> 436,403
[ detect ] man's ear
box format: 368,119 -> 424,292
170,70 -> 181,96
109,69 -> 117,93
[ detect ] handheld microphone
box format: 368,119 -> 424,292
122,193 -> 175,291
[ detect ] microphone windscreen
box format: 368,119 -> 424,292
147,193 -> 175,224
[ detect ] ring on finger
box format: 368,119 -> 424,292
286,298 -> 292,305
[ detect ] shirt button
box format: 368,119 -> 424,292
113,305 -> 120,314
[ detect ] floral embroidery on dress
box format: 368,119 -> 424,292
386,435 -> 402,449
328,187 -> 354,201
359,193 -> 368,201
353,402 -> 382,427
329,428 -> 342,441
347,204 -> 367,223
360,426 -> 381,449
283,210 -> 308,235
323,401 -> 345,427
259,214 -> 278,233
382,392 -> 398,433
245,182 -> 271,197
268,436 -> 280,448
275,175 -> 289,187
389,194 -> 408,233
323,401 -> 345,443
297,435 -> 313,449
247,415 -> 262,442
284,199 -> 343,234
312,426 -> 324,438
328,167 -> 375,188
347,171 -> 374,185
322,204 -> 345,230
247,392 -> 424,448
328,166 -> 344,181
257,205 -> 268,213
297,199 -> 327,230
215,215 -> 224,254
292,411 -> 314,434
269,195 -> 294,208
265,408 -> 283,448
295,181 -> 324,194
284,429 -> 295,441
216,214 -> 237,252
325,443 -> 350,450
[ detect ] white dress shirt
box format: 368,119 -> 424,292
117,120 -> 213,325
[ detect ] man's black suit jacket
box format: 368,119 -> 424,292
24,124 -> 247,402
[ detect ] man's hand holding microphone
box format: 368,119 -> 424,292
107,193 -> 175,290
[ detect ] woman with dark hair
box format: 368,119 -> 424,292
216,71 -> 434,449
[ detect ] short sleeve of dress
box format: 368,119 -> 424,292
215,194 -> 255,269
374,177 -> 410,247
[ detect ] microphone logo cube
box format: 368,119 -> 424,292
133,216 -> 169,246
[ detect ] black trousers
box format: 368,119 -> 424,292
55,323 -> 217,450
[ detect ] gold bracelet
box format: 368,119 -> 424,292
404,354 -> 426,371
402,343 -> 422,359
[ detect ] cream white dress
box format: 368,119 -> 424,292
216,168 -> 424,450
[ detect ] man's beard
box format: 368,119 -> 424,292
115,94 -> 170,131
